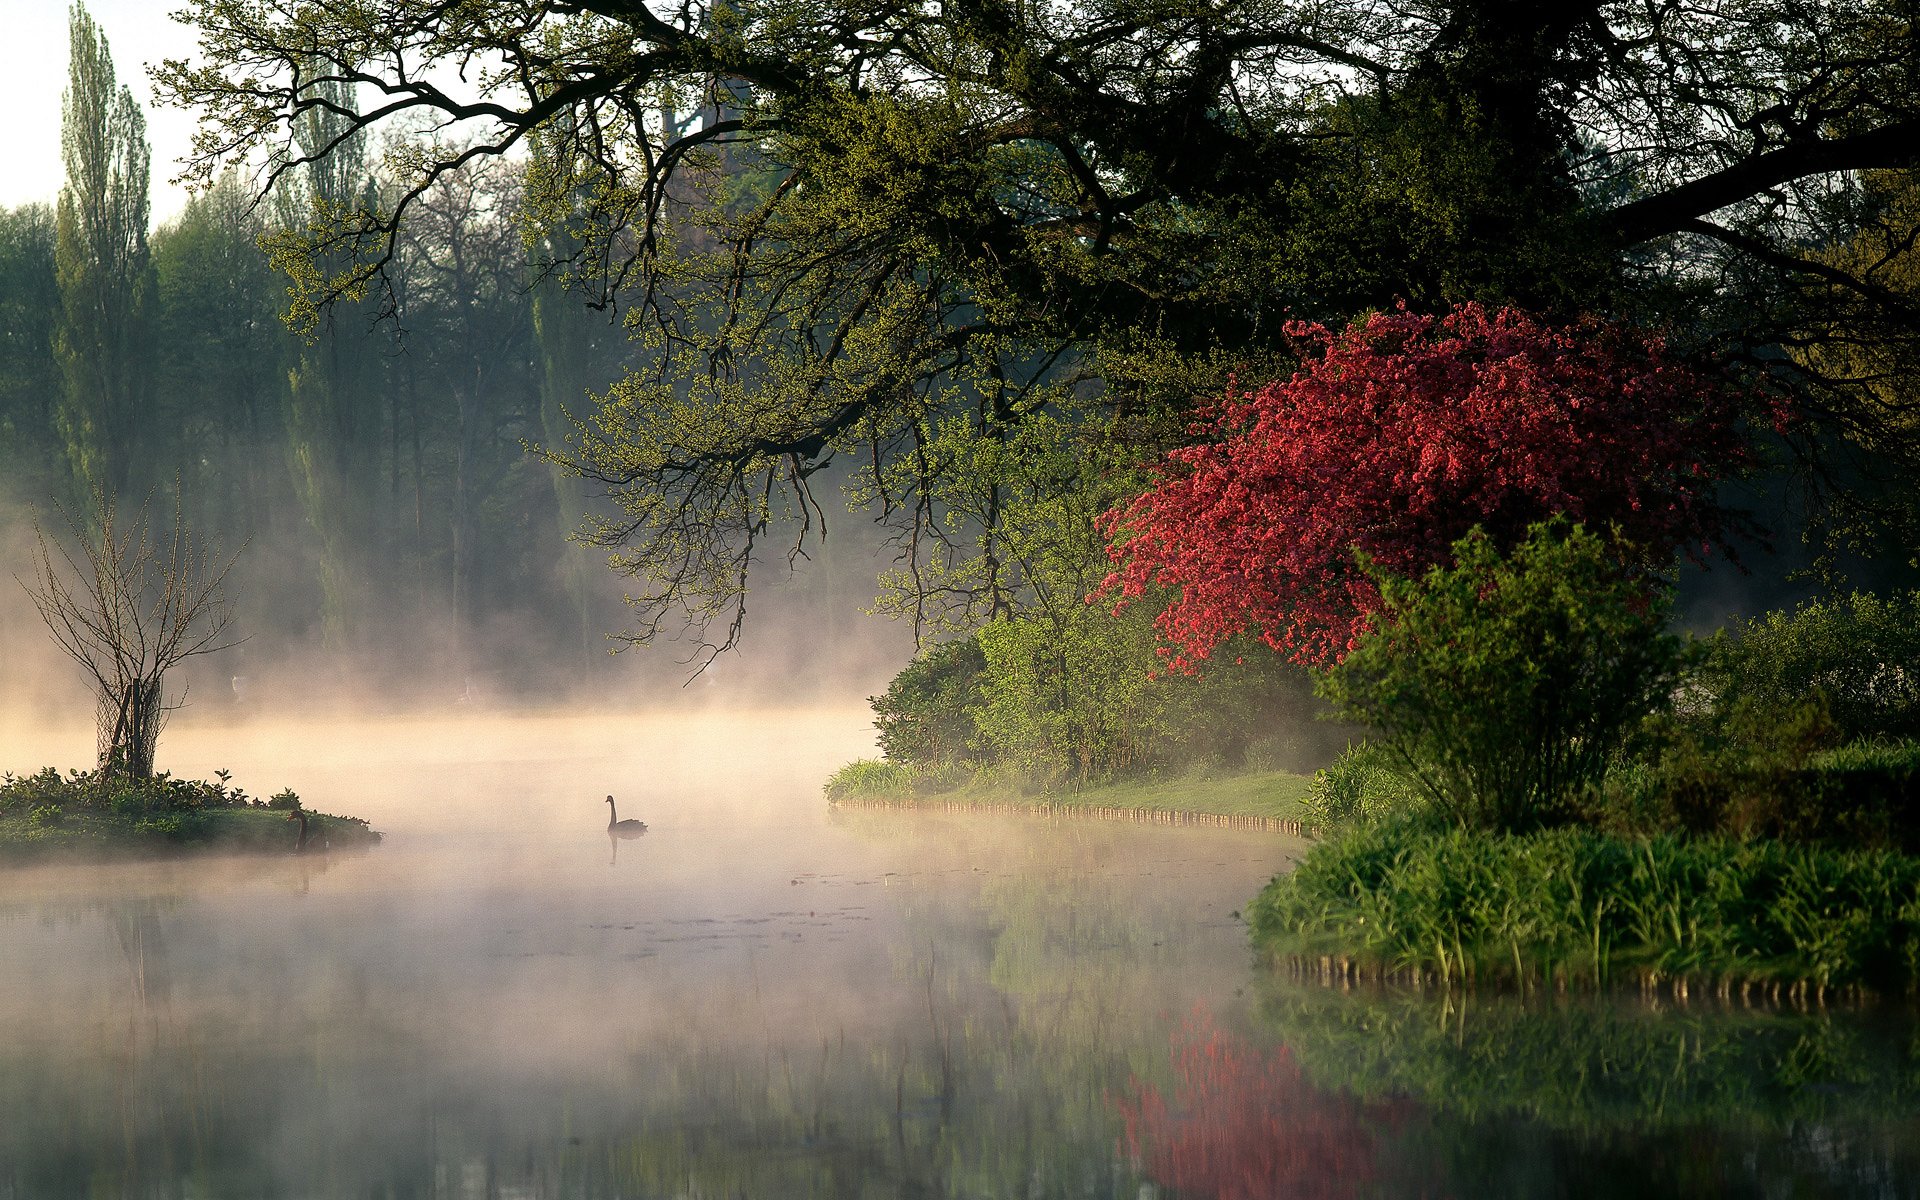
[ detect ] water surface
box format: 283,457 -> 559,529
0,709 -> 1915,1198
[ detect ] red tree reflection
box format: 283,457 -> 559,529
1119,1014 -> 1399,1200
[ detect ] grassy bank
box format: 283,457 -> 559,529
0,767 -> 380,863
825,759 -> 1314,828
1248,823 -> 1920,997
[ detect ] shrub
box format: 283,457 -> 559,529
1299,742 -> 1425,836
1707,589 -> 1920,744
972,600 -> 1175,785
871,635 -> 988,769
1605,694 -> 1833,839
1319,521 -> 1688,833
823,758 -> 917,800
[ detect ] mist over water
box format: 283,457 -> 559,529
0,708 -> 1291,1196
2,709 -> 1918,1198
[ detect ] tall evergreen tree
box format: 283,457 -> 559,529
54,2 -> 152,501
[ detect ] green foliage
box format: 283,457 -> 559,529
1706,589 -> 1920,744
871,636 -> 986,769
1602,590 -> 1920,845
1319,522 -> 1688,833
0,205 -> 61,495
1299,743 -> 1425,837
2,766 -> 258,816
822,758 -> 917,801
972,601 -> 1171,785
1249,823 -> 1920,990
55,3 -> 155,498
0,767 -> 369,859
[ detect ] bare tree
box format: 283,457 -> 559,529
21,489 -> 242,779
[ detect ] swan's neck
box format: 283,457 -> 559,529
606,799 -> 616,827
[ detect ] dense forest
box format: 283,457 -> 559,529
0,7 -> 867,710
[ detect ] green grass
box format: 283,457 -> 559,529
1249,822 -> 1920,994
824,758 -> 1313,823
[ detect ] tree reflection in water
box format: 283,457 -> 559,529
1119,1010 -> 1414,1200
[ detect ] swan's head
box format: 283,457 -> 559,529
605,795 -> 615,804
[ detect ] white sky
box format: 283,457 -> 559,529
0,0 -> 204,223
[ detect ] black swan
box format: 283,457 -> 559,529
285,809 -> 324,853
605,795 -> 647,836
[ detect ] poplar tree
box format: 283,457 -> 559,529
54,2 -> 152,501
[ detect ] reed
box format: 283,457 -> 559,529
1248,824 -> 1920,994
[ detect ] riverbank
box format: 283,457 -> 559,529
825,763 -> 1315,834
1248,822 -> 1920,1000
0,767 -> 379,863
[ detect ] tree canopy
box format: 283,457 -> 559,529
156,0 -> 1920,650
1103,303 -> 1754,668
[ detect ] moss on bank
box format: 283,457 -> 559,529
0,768 -> 379,863
825,759 -> 1313,826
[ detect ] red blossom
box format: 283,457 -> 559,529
1102,303 -> 1757,668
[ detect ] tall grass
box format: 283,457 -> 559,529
1249,824 -> 1920,993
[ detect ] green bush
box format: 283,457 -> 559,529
1299,742 -> 1424,836
1249,822 -> 1920,990
972,600 -> 1186,785
871,635 -> 988,769
1319,521 -> 1688,833
1,767 -> 274,819
823,758 -> 917,800
964,600 -> 1326,787
1706,589 -> 1920,744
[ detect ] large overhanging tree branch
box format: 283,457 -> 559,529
20,490 -> 243,780
158,0 -> 1920,650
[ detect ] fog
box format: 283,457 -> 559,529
0,707 -> 1292,1196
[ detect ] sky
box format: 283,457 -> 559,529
0,1 -> 203,222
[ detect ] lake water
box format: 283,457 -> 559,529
0,709 -> 1916,1198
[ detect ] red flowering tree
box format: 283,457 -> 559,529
1117,1013 -> 1396,1200
1102,303 -> 1758,668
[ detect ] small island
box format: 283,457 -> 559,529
5,489 -> 378,864
0,767 -> 378,862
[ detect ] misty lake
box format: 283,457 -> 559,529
2,708 -> 1918,1198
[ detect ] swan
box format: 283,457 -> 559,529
285,809 -> 324,853
605,795 -> 647,836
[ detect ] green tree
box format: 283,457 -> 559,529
0,205 -> 61,499
150,172 -> 293,550
270,71 -> 388,652
1319,522 -> 1689,833
391,149 -> 541,665
55,2 -> 153,500
156,0 -> 1920,647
